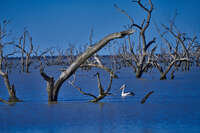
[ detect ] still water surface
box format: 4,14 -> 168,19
0,67 -> 200,133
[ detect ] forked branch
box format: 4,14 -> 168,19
68,72 -> 114,103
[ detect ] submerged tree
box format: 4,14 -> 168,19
0,20 -> 20,102
40,30 -> 135,102
194,45 -> 200,66
115,0 -> 156,78
153,13 -> 195,80
15,29 -> 33,73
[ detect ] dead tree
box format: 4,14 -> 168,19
19,33 -> 25,72
0,20 -> 15,70
40,29 -> 135,102
16,30 -> 33,73
161,12 -> 195,71
0,69 -> 20,102
0,66 -> 19,103
153,22 -> 191,80
194,46 -> 200,66
115,0 -> 156,78
0,20 -> 20,102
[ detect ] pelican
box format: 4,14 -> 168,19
120,84 -> 135,97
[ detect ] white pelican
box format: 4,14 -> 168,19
120,84 -> 135,97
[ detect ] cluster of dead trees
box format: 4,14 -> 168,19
0,18 -> 135,103
0,0 -> 200,104
114,0 -> 200,80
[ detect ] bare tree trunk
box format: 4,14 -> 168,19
135,66 -> 143,78
25,56 -> 30,72
41,29 -> 135,101
16,30 -> 33,73
40,68 -> 54,101
0,70 -> 19,102
20,33 -> 25,72
0,20 -> 20,102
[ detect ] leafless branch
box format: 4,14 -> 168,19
40,29 -> 134,101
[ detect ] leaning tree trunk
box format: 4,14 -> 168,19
0,70 -> 20,102
41,29 -> 135,102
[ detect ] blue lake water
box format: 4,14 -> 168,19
0,67 -> 200,133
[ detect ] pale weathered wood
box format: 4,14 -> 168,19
41,29 -> 135,101
0,70 -> 19,101
0,20 -> 19,102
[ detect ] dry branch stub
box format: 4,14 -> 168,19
141,90 -> 154,104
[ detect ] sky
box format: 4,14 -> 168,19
0,0 -> 200,55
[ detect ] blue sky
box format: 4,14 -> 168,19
0,0 -> 200,54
